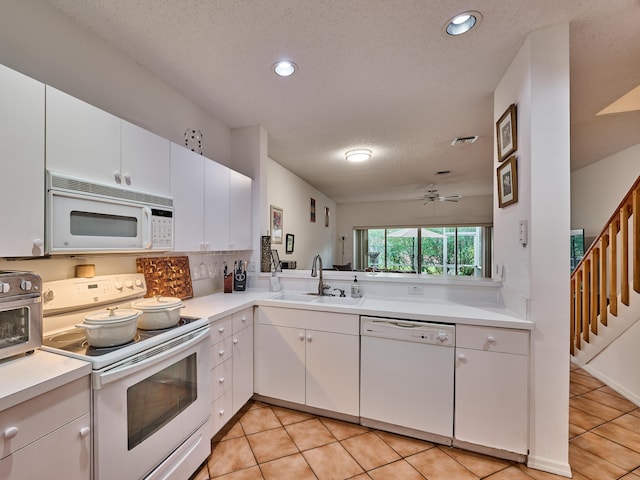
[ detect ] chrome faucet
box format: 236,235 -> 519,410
311,254 -> 330,295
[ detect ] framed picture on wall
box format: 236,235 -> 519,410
496,103 -> 517,161
497,156 -> 518,208
324,207 -> 330,227
286,234 -> 295,254
310,197 -> 316,222
270,205 -> 283,244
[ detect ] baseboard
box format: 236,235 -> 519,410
526,455 -> 572,478
580,364 -> 640,407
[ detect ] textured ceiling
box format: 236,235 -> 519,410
46,0 -> 640,204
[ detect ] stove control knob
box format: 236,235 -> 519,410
125,280 -> 133,289
135,279 -> 143,288
114,281 -> 124,291
0,282 -> 10,294
20,280 -> 33,291
43,289 -> 55,301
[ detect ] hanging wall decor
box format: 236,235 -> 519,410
270,205 -> 283,244
184,128 -> 203,155
496,104 -> 517,161
497,156 -> 518,208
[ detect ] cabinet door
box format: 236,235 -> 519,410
45,85 -> 120,184
170,142 -> 204,251
454,348 -> 528,454
305,330 -> 360,416
232,324 -> 254,414
0,413 -> 90,480
203,159 -> 230,250
229,170 -> 252,250
254,324 -> 305,404
0,64 -> 45,256
121,120 -> 171,195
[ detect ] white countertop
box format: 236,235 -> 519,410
0,350 -> 91,412
182,289 -> 533,330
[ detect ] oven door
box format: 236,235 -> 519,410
92,327 -> 211,480
0,295 -> 42,361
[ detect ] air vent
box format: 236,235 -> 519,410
451,135 -> 479,145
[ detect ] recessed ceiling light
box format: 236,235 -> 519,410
445,11 -> 481,36
273,60 -> 297,77
345,149 -> 372,162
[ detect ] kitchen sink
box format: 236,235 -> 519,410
270,292 -> 318,303
269,292 -> 363,306
314,296 -> 363,306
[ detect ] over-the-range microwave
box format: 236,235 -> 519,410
46,171 -> 174,254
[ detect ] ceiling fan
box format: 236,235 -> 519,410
421,185 -> 462,204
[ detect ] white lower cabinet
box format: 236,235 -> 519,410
209,307 -> 254,437
254,306 -> 359,416
0,376 -> 91,480
454,325 -> 529,455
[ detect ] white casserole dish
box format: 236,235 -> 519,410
131,296 -> 184,330
75,307 -> 141,347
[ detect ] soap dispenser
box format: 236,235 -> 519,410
351,275 -> 361,298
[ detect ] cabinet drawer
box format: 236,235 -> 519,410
210,317 -> 232,344
0,377 -> 90,459
456,325 -> 529,355
211,358 -> 232,400
210,390 -> 233,438
210,336 -> 232,368
232,307 -> 253,334
257,306 -> 359,335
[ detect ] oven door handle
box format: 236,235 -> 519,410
93,327 -> 210,389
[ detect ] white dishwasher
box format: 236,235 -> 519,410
360,316 -> 455,444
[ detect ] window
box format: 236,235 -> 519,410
354,226 -> 491,277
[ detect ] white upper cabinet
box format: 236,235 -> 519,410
171,142 -> 205,252
229,170 -> 252,250
121,120 -> 171,195
204,159 -> 230,251
0,64 -> 45,257
46,86 -> 170,195
171,142 -> 253,252
45,86 -> 120,184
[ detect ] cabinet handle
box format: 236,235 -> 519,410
33,238 -> 43,248
79,427 -> 91,438
233,338 -> 239,344
3,427 -> 18,439
123,172 -> 132,185
219,377 -> 225,383
487,336 -> 496,343
218,327 -> 225,333
219,350 -> 225,356
306,334 -> 312,342
241,316 -> 247,322
114,170 -> 122,183
219,410 -> 225,416
299,333 -> 305,341
457,354 -> 466,362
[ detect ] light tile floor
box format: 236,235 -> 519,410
191,365 -> 640,479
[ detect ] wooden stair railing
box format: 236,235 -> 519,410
571,176 -> 640,355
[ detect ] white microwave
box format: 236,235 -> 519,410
46,171 -> 174,254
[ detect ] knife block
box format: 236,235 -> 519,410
224,273 -> 233,293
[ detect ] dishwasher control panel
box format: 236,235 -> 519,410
361,316 -> 455,346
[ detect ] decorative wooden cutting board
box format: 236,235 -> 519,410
136,256 -> 193,299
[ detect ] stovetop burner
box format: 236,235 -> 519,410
42,316 -> 203,358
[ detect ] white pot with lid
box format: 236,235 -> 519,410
131,295 -> 184,330
75,307 -> 141,348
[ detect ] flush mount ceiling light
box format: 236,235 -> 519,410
345,149 -> 372,162
445,11 -> 481,36
273,60 -> 297,77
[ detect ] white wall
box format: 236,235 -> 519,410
336,195 -> 493,266
265,158 -> 336,270
571,142 -> 640,240
494,24 -> 571,476
0,0 -> 231,167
